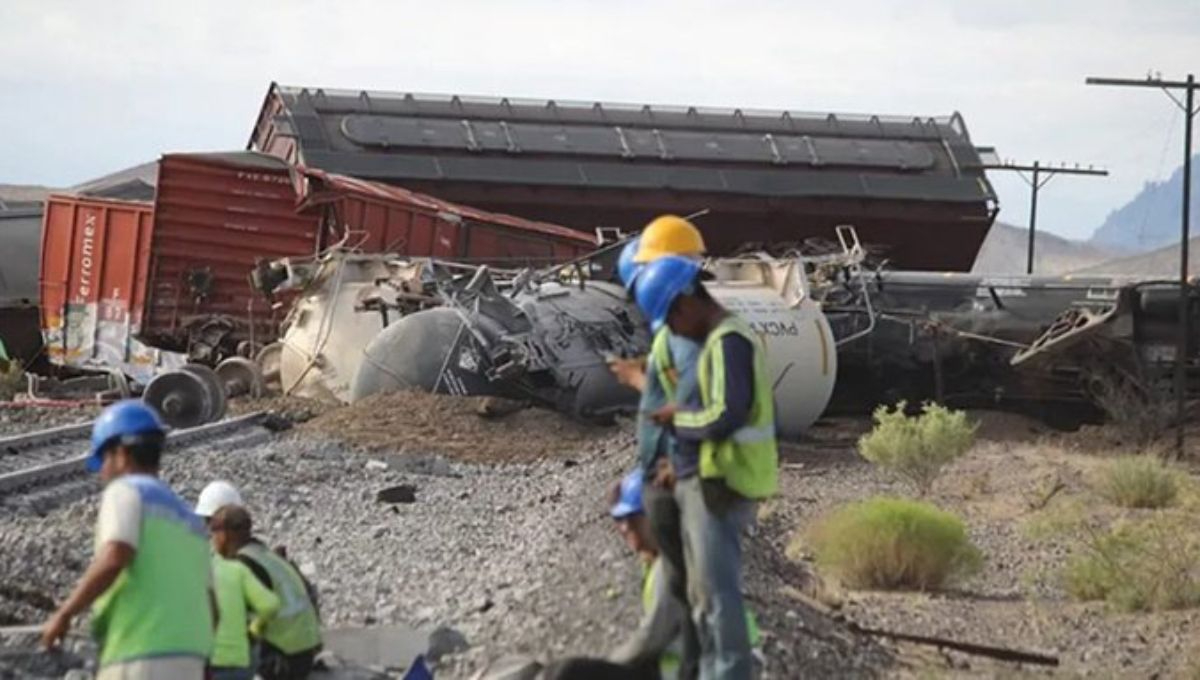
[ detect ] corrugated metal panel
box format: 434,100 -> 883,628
39,195 -> 182,381
299,167 -> 595,264
147,153 -> 321,349
40,154 -> 595,364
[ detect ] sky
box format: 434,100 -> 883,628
1,0 -> 1198,241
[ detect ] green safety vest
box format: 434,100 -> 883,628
91,475 -> 214,667
237,543 -> 322,654
641,559 -> 761,676
674,315 -> 778,499
211,555 -> 281,668
650,328 -> 677,400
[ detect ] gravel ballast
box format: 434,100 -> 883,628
0,408 -> 886,678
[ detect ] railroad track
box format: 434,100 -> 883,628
0,412 -> 270,510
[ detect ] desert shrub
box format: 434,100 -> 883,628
1084,364 -> 1171,446
1096,455 -> 1179,509
808,496 -> 982,591
1064,516 -> 1200,612
858,401 -> 978,494
0,360 -> 23,402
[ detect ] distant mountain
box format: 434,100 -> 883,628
0,184 -> 55,207
972,221 -> 1122,274
1090,153 -> 1200,251
1075,236 -> 1200,277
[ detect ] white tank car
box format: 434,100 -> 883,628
704,258 -> 837,438
274,252 -> 431,403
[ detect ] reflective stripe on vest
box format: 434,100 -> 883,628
238,543 -> 321,654
688,315 -> 779,499
732,424 -> 775,444
650,327 -> 676,401
92,475 -> 213,667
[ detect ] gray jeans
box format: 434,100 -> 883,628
644,481 -> 701,680
675,477 -> 753,680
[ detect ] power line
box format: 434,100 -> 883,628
983,160 -> 1108,274
1086,73 -> 1199,458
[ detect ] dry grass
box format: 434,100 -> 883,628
1064,515 -> 1200,612
808,496 -> 982,591
1095,455 -> 1180,509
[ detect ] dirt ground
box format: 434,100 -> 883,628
299,391 -> 614,464
9,388 -> 1200,677
767,410 -> 1200,678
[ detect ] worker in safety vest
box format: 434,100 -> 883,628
217,502 -> 323,680
608,470 -> 760,679
207,505 -> 282,680
41,400 -> 215,680
608,215 -> 708,678
638,255 -> 778,680
194,483 -> 283,680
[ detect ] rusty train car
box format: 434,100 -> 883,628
38,152 -> 596,376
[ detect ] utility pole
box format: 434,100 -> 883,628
983,160 -> 1108,274
1086,73 -> 1198,457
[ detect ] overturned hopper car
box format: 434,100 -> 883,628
250,83 -> 999,271
38,152 -> 596,374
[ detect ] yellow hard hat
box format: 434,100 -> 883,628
632,215 -> 706,263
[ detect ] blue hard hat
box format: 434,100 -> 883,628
634,255 -> 702,332
617,237 -> 643,291
87,400 -> 166,473
610,469 -> 645,519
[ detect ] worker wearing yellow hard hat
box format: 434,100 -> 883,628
632,215 -> 706,265
609,214 -> 707,678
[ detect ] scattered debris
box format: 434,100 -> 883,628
426,626 -> 470,662
849,622 -> 1060,667
376,485 -> 418,505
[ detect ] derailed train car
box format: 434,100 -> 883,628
337,234 -> 1200,432
249,84 -> 999,272
37,153 -> 598,383
348,255 -> 838,437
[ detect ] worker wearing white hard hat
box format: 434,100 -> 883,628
196,481 -> 244,520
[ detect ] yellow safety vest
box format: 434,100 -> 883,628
650,327 -> 677,400
674,315 -> 778,499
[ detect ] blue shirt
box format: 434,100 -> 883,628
635,333 -> 701,477
673,333 -> 756,479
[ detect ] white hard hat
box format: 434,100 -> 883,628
195,480 -> 244,518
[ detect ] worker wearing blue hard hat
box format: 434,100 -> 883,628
608,470 -> 760,679
636,254 -> 779,680
608,216 -> 708,678
617,237 -> 644,292
42,400 -> 216,680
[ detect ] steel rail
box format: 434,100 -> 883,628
0,412 -> 268,495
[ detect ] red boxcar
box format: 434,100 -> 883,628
39,195 -> 184,381
297,167 -> 595,265
146,152 -> 319,355
40,152 -> 596,366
